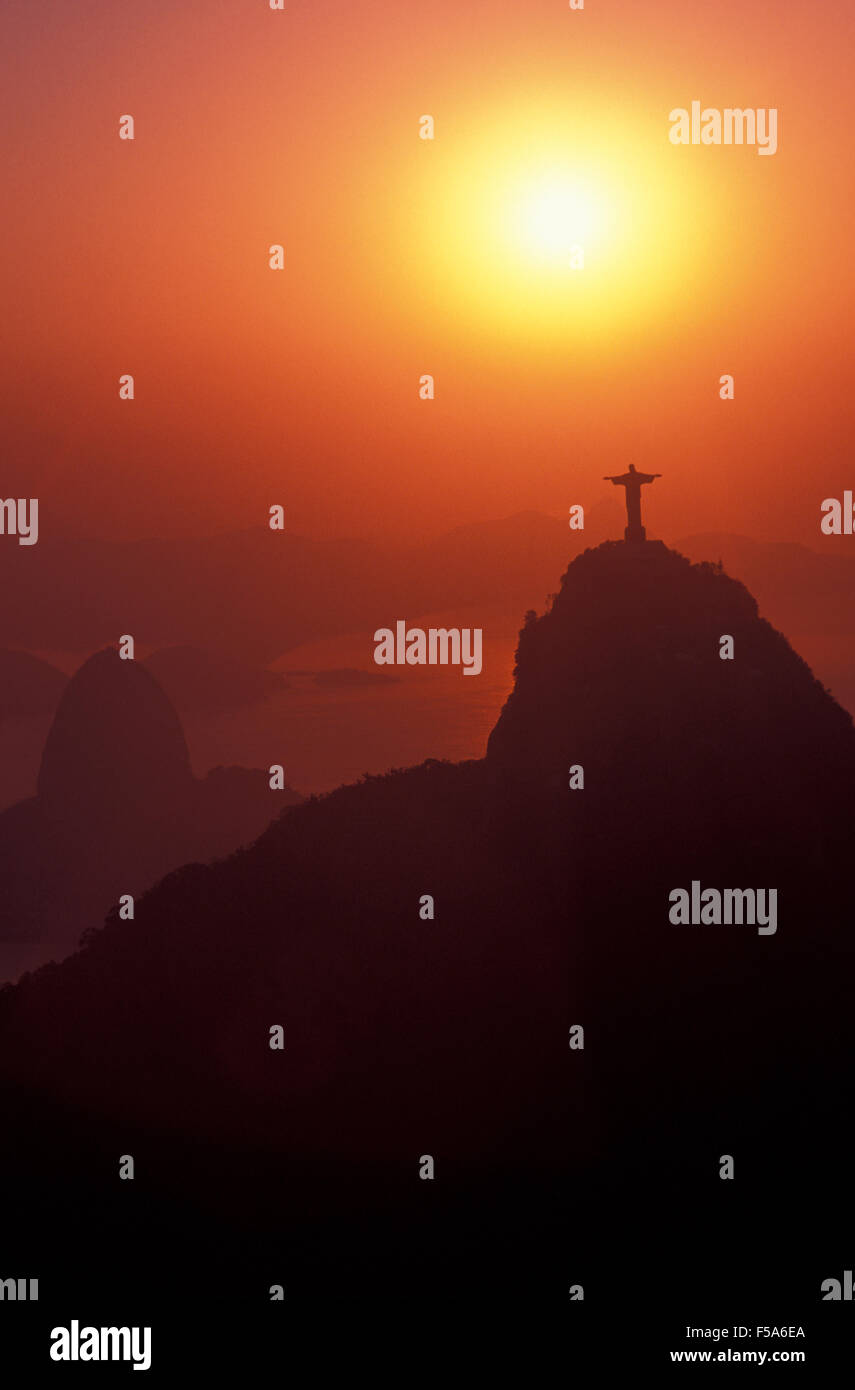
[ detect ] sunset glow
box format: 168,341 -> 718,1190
1,0 -> 850,545
400,102 -> 725,350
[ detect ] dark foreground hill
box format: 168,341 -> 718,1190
0,543 -> 852,1352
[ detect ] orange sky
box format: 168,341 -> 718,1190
2,0 -> 853,545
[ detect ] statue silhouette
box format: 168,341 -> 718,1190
603,464 -> 661,542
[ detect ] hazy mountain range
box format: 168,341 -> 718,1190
2,514 -> 853,684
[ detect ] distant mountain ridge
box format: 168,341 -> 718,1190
2,516 -> 852,689
0,650 -> 67,719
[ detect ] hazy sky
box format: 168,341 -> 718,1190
3,0 -> 853,544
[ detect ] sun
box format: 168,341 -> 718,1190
396,93 -> 724,350
514,173 -> 606,264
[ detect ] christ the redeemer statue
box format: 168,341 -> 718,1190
603,464 -> 661,542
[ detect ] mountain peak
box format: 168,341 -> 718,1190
486,541 -> 854,840
37,647 -> 194,819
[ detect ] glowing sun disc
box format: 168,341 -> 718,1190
514,174 -> 606,263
